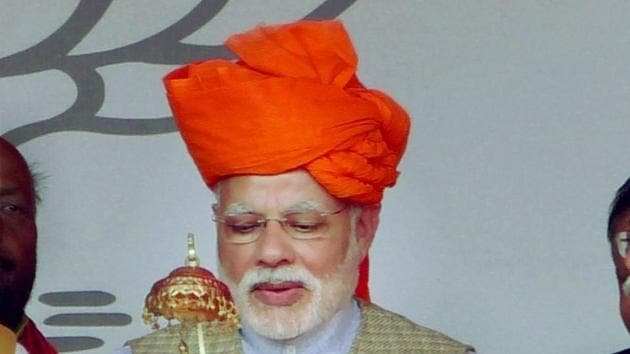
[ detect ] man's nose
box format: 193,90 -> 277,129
254,220 -> 295,269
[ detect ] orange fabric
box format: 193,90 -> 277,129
164,20 -> 410,302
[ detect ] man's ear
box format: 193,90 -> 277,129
355,203 -> 381,259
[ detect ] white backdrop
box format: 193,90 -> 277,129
1,1 -> 629,353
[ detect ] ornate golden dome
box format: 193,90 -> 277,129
142,234 -> 239,353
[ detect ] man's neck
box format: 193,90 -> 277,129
14,316 -> 29,338
240,298 -> 362,354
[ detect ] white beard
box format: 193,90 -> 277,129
220,235 -> 361,340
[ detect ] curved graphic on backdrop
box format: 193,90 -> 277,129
1,1 -> 357,351
0,0 -> 357,146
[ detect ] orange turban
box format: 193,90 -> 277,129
164,20 -> 410,302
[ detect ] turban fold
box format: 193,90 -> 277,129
164,20 -> 410,302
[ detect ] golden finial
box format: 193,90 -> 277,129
142,233 -> 239,353
185,233 -> 199,267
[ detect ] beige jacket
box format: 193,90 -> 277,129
128,302 -> 473,353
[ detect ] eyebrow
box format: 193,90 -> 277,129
284,201 -> 323,213
224,203 -> 255,215
222,200 -> 325,216
0,187 -> 22,197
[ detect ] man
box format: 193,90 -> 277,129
125,20 -> 474,353
0,137 -> 58,354
609,177 -> 630,354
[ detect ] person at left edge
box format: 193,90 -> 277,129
0,137 -> 58,354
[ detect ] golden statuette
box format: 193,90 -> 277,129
142,233 -> 239,353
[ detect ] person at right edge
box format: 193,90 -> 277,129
609,177 -> 630,354
0,137 -> 58,354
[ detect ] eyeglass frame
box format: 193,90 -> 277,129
615,231 -> 629,259
212,203 -> 348,244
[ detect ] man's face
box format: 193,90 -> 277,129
215,170 -> 376,339
613,210 -> 630,332
0,141 -> 37,329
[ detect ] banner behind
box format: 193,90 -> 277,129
1,1 -> 629,353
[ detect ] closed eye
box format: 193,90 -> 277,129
1,203 -> 26,215
228,223 -> 261,234
620,240 -> 629,256
617,232 -> 629,257
288,221 -> 324,233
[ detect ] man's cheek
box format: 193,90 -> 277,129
218,254 -> 244,284
615,259 -> 629,281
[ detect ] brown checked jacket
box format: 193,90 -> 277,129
128,302 -> 474,353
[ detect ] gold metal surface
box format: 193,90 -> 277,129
142,233 -> 239,352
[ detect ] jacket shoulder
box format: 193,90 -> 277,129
352,302 -> 474,353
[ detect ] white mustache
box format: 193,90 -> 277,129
623,276 -> 630,297
240,266 -> 317,293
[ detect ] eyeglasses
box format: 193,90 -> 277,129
212,205 -> 347,244
616,231 -> 629,258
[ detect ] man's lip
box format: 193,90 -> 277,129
251,281 -> 304,306
252,281 -> 303,291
